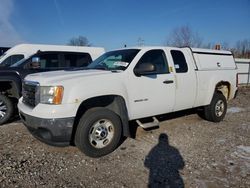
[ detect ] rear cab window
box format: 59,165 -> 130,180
171,50 -> 188,73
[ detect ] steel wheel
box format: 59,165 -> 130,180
75,107 -> 123,157
0,95 -> 14,125
89,119 -> 115,149
0,100 -> 7,120
202,92 -> 227,122
215,100 -> 225,117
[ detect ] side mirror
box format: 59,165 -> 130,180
30,57 -> 41,69
134,63 -> 156,76
32,57 -> 40,63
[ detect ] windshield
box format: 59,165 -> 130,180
11,57 -> 28,67
87,49 -> 140,71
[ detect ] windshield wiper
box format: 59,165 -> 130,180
65,67 -> 90,71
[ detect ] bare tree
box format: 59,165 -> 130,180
235,39 -> 250,58
137,37 -> 145,46
165,25 -> 250,58
166,25 -> 203,48
222,42 -> 229,50
68,36 -> 91,46
202,42 -> 213,49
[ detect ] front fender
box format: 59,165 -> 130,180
0,73 -> 22,98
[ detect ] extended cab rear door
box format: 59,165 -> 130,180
128,49 -> 175,120
168,49 -> 197,111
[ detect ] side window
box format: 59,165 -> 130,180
171,50 -> 188,73
136,50 -> 169,74
65,53 -> 92,67
23,53 -> 60,69
39,54 -> 60,69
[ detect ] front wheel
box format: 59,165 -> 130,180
203,92 -> 227,122
75,107 -> 122,157
0,94 -> 14,125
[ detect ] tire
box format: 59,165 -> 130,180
203,92 -> 227,122
75,107 -> 123,158
0,94 -> 14,125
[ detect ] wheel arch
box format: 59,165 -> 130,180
0,78 -> 21,99
215,81 -> 231,100
70,95 -> 130,144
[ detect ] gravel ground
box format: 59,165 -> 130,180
0,87 -> 249,188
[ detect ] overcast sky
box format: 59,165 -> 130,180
0,0 -> 250,50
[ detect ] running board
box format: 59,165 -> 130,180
136,117 -> 159,129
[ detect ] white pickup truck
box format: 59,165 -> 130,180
18,46 -> 238,157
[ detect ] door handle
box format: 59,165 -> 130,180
163,80 -> 174,84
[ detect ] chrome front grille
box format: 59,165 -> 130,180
22,81 -> 39,107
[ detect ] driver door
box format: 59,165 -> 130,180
128,49 -> 175,120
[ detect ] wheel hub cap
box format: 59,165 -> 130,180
215,100 -> 225,117
95,126 -> 108,140
89,119 -> 114,149
0,101 -> 7,119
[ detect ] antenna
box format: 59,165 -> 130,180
137,37 -> 145,46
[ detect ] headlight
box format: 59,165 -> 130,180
40,86 -> 64,104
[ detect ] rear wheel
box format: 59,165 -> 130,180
75,107 -> 122,157
0,94 -> 14,125
202,92 -> 227,122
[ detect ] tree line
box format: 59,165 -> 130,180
68,26 -> 250,59
165,25 -> 250,59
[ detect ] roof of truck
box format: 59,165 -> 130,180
112,46 -> 232,55
190,47 -> 232,55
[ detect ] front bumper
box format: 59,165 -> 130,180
19,111 -> 74,146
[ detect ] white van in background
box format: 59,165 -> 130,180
0,44 -> 105,67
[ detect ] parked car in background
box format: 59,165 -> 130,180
0,43 -> 104,67
0,46 -> 105,124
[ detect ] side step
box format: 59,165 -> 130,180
136,117 -> 159,129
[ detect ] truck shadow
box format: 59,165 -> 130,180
144,133 -> 185,188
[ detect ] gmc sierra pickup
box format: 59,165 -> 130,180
18,46 -> 238,157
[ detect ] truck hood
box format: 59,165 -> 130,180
25,69 -> 118,85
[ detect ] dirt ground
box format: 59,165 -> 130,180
0,87 -> 249,188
